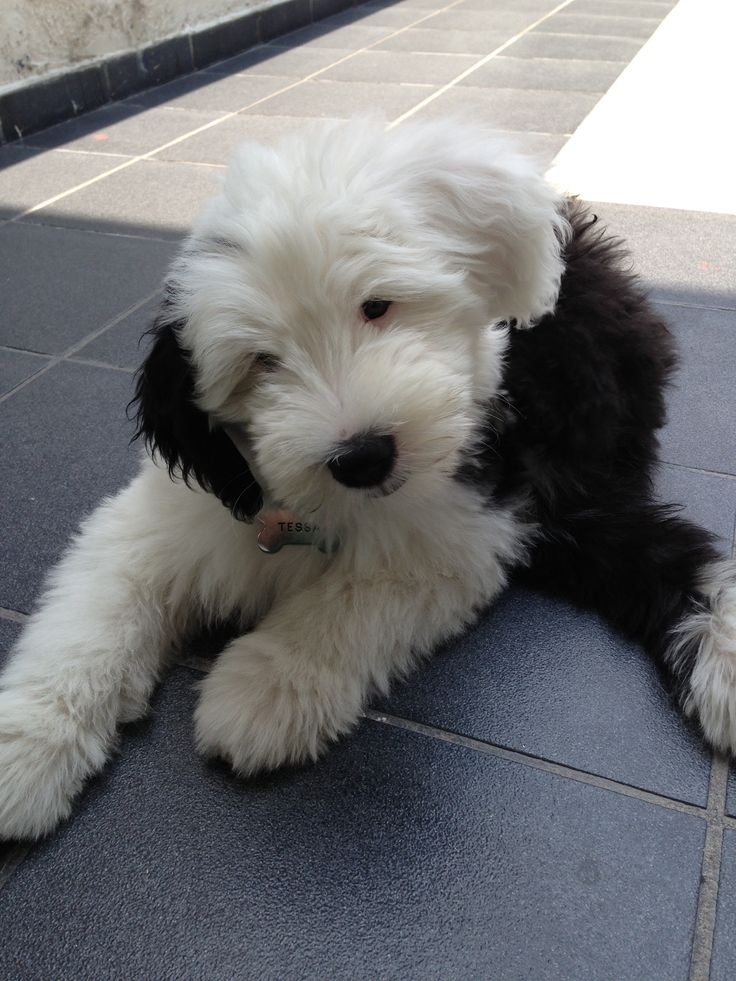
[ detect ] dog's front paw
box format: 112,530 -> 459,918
194,634 -> 360,776
0,689 -> 107,840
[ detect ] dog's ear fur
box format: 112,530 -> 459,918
131,308 -> 262,521
386,120 -> 569,327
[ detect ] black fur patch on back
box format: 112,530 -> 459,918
458,200 -> 717,701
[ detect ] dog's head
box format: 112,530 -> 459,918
133,118 -> 567,530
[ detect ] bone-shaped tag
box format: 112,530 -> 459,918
257,509 -> 330,553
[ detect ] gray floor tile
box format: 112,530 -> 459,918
591,204 -> 736,310
462,55 -> 627,92
572,0 -> 675,15
0,349 -> 50,397
20,159 -> 223,241
0,618 -> 22,672
329,4 -> 442,29
0,223 -> 174,353
0,147 -> 120,220
246,78 -> 433,119
408,9 -> 537,34
658,305 -> 736,475
377,587 -> 712,804
728,773 -> 736,818
0,361 -> 139,613
22,104 -> 224,157
535,13 -> 662,39
655,464 -> 736,551
417,85 -> 599,135
73,296 -> 160,371
124,73 -> 293,113
156,114 -> 336,164
711,830 -> 736,979
0,668 -> 705,981
512,32 -> 644,61
204,43 -> 355,77
320,49 -> 477,85
457,0 -> 563,10
275,21 -> 392,50
376,27 -> 510,54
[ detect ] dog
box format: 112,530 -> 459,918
1,117 -> 735,840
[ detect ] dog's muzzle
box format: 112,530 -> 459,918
328,433 -> 396,489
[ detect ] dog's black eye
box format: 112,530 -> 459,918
254,352 -> 280,372
361,299 -> 391,321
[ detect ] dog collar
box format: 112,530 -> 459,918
224,425 -> 333,554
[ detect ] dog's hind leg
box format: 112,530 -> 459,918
0,466 -> 191,841
524,502 -> 736,753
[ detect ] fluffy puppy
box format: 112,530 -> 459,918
1,118 -> 735,840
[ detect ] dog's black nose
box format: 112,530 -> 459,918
328,433 -> 396,489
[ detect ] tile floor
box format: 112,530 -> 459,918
1,0 -> 735,977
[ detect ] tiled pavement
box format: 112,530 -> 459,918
1,0 -> 736,977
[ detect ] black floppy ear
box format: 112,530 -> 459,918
131,312 -> 262,521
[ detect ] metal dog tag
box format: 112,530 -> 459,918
257,509 -> 330,554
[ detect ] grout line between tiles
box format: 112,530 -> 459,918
654,298 -> 736,315
689,754 -> 730,981
0,607 -> 29,623
0,289 -> 159,406
364,709 -> 712,818
65,357 -> 135,374
14,217 -> 177,244
659,462 -> 736,482
0,345 -> 51,360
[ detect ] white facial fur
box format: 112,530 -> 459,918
162,117 -> 568,533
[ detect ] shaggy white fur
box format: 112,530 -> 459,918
0,118 -> 552,839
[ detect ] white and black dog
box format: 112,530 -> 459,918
1,118 -> 735,840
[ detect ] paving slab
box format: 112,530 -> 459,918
659,305 -> 736,475
375,27 -> 510,54
461,54 -> 627,92
417,84 -> 599,134
123,73 -> 294,113
73,296 -> 160,371
245,78 -> 434,118
0,361 -> 140,612
377,586 -> 712,804
20,159 -> 224,241
0,349 -> 50,397
0,668 -> 706,981
574,0 -> 675,14
511,32 -> 645,62
204,43 -> 356,77
0,222 -> 174,353
408,9 -> 538,34
21,103 -> 227,157
156,113 -> 337,164
0,146 -> 121,220
711,830 -> 736,979
319,49 -> 477,85
593,204 -> 736,310
535,12 -> 663,39
655,464 -> 736,552
275,21 -> 394,50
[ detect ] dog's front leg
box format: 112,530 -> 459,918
0,468 -> 191,840
195,564 -> 483,775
